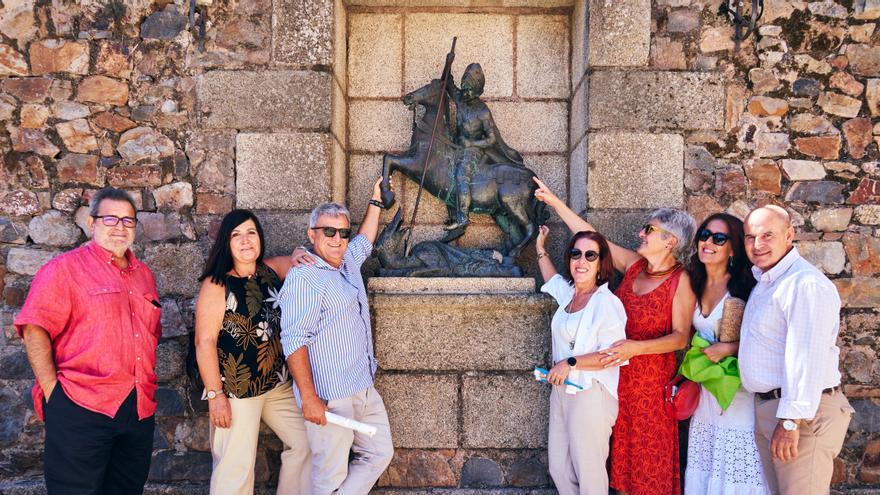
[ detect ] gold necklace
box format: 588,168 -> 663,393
644,262 -> 681,278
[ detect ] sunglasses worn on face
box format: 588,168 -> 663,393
311,226 -> 352,239
92,215 -> 137,228
569,248 -> 600,262
642,223 -> 673,237
698,229 -> 730,246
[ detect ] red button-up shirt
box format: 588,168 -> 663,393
15,241 -> 162,421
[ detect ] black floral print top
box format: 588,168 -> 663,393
217,263 -> 288,399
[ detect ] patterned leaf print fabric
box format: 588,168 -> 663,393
216,264 -> 289,398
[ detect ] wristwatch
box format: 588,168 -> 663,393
206,389 -> 223,400
567,356 -> 577,369
781,419 -> 798,431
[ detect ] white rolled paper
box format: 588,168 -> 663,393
325,412 -> 377,438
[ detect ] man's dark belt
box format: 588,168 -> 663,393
755,385 -> 840,401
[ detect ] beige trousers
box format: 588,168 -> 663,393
305,386 -> 394,495
754,391 -> 853,495
210,384 -> 312,495
548,381 -> 618,495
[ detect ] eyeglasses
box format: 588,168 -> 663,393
698,229 -> 730,246
92,215 -> 137,228
642,223 -> 674,237
311,226 -> 352,239
569,248 -> 600,262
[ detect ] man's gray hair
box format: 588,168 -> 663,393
88,187 -> 137,217
647,208 -> 697,263
309,202 -> 351,228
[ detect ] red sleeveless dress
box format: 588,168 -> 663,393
610,258 -> 683,495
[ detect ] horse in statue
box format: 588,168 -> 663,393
378,77 -> 547,259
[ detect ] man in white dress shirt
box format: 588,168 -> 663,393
739,205 -> 854,495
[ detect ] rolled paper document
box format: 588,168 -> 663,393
533,367 -> 584,390
325,412 -> 377,437
718,297 -> 745,343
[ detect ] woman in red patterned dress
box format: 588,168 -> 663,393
534,178 -> 697,495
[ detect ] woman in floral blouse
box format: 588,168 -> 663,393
195,209 -> 311,495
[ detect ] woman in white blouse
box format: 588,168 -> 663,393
536,226 -> 627,495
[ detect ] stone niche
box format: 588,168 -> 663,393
341,1 -> 574,252
339,3 -> 575,491
338,0 -> 720,258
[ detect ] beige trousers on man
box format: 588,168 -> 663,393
305,386 -> 394,495
548,381 -> 618,495
210,384 -> 312,495
754,391 -> 853,495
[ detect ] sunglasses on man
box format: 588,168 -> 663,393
311,226 -> 353,239
569,248 -> 600,262
697,229 -> 730,246
92,215 -> 138,228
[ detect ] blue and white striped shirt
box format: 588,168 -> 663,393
279,234 -> 378,404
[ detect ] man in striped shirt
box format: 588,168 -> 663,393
280,178 -> 394,495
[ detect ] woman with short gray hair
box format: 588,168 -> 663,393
645,208 -> 697,263
534,177 -> 696,495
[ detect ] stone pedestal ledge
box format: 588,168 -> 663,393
369,279 -> 552,372
368,277 -> 535,294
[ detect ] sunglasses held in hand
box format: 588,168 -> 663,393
311,226 -> 353,239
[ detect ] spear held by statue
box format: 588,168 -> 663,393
403,37 -> 456,257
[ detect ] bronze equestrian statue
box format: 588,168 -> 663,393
378,43 -> 547,261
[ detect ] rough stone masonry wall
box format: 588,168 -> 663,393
0,0 -> 341,490
0,0 -> 878,493
587,0 -> 880,487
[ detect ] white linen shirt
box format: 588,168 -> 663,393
739,247 -> 843,420
541,275 -> 628,397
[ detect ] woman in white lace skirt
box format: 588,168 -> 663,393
685,213 -> 770,495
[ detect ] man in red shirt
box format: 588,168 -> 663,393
16,187 -> 162,495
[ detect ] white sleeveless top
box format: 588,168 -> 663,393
693,292 -> 728,344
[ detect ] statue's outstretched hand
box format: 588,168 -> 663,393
533,177 -> 562,208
